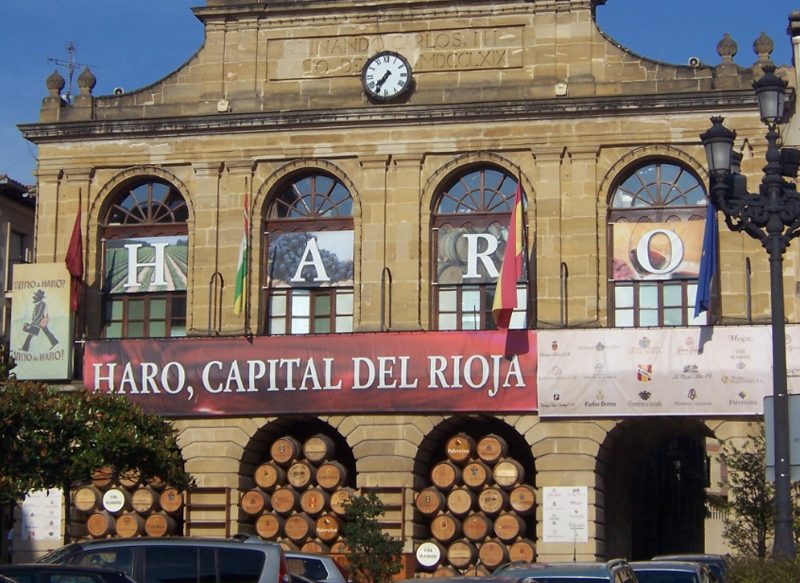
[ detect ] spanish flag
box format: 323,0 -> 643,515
492,184 -> 524,329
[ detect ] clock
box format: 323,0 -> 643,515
362,51 -> 413,101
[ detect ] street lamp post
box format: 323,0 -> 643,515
700,65 -> 799,559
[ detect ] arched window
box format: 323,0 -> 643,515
432,166 -> 529,330
101,179 -> 188,338
608,161 -> 710,327
264,172 -> 354,335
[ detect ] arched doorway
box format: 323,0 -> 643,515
604,419 -> 714,559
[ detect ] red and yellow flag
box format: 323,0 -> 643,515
492,184 -> 524,329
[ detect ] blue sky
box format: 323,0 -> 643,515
1,1 -> 797,186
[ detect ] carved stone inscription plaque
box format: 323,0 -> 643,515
268,27 -> 523,80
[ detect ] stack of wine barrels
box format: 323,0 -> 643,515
243,434 -> 353,553
71,467 -> 183,539
414,433 -> 537,574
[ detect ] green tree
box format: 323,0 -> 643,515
709,430 -> 800,558
341,491 -> 403,583
0,339 -> 192,543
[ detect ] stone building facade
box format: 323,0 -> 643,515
19,0 -> 800,570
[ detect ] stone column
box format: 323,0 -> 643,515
385,155 -> 424,331
356,155 -> 390,331
190,161 -> 225,336
532,147 -> 565,327
562,146 -> 600,326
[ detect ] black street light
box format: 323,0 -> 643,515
700,64 -> 799,559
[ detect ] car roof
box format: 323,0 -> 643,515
497,561 -> 630,576
630,561 -> 705,571
0,565 -> 129,574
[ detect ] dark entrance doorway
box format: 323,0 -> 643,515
604,419 -> 712,560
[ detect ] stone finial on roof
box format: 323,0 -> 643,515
77,67 -> 96,96
716,33 -> 737,65
46,69 -> 66,97
753,31 -> 774,68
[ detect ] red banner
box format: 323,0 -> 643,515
83,330 -> 537,417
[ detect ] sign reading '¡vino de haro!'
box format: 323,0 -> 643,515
270,26 -> 523,80
10,263 -> 73,380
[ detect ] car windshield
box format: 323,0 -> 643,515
634,572 -> 698,583
531,578 -> 608,583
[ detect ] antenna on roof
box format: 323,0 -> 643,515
47,42 -> 94,103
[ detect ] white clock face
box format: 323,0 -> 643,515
362,52 -> 412,101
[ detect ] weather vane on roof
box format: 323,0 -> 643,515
47,42 -> 94,103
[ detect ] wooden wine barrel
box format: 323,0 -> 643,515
286,460 -> 316,490
415,487 -> 446,517
86,511 -> 115,538
159,488 -> 184,515
316,461 -> 348,491
447,539 -> 477,569
101,487 -> 131,514
278,538 -> 300,551
91,466 -> 115,489
131,486 -> 161,514
255,462 -> 287,491
430,461 -> 462,491
256,513 -> 285,539
302,434 -> 336,464
145,511 -> 177,537
429,513 -> 462,544
493,512 -> 526,542
462,512 -> 492,542
119,468 -> 142,489
508,484 -> 536,516
478,539 -> 509,569
271,436 -> 302,466
241,489 -> 271,515
477,485 -> 509,516
329,487 -> 355,515
314,513 -> 341,542
300,488 -> 330,516
445,434 -> 476,465
493,459 -> 525,488
508,539 -> 536,563
285,513 -> 316,542
476,434 -> 508,465
271,487 -> 301,515
73,485 -> 102,513
115,512 -> 145,538
445,488 -> 475,517
300,540 -> 330,553
433,565 -> 459,578
329,540 -> 349,554
462,460 -> 491,490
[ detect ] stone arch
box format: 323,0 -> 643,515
90,165 -> 195,236
598,145 -> 709,208
601,417 -> 717,560
253,158 -> 362,221
421,151 -> 534,215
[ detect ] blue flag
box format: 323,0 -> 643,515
694,200 -> 718,318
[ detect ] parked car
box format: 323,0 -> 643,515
493,559 -> 638,583
650,555 -> 727,582
0,564 -> 137,583
284,551 -> 349,583
630,560 -> 716,583
397,577 -> 540,583
36,536 -> 290,583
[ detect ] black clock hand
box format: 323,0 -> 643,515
374,70 -> 391,92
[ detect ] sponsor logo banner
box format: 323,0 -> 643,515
538,325 -> 799,417
84,330 -> 537,416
